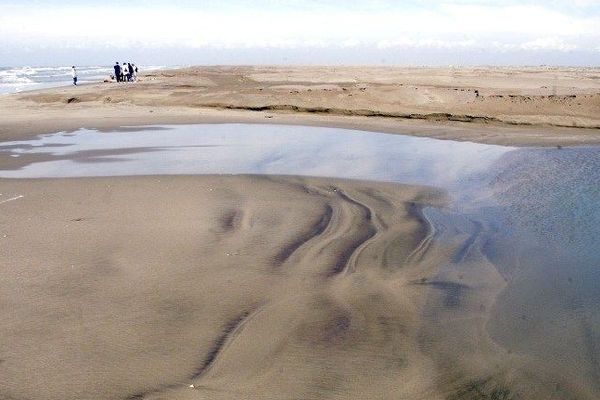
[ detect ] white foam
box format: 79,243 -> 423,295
0,75 -> 35,84
0,65 -> 170,94
0,195 -> 24,205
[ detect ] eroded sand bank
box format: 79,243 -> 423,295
1,66 -> 599,146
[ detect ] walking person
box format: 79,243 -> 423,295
71,66 -> 78,85
114,62 -> 122,82
128,63 -> 134,82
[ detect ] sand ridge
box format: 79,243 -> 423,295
1,178 -> 596,399
2,66 -> 599,399
1,175 -> 452,400
0,66 -> 599,146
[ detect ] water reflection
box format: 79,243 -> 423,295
0,124 -> 512,193
1,124 -> 599,397
483,148 -> 600,395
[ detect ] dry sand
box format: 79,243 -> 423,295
0,66 -> 599,145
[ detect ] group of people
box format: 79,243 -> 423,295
70,63 -> 140,86
113,62 -> 138,82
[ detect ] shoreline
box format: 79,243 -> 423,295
1,100 -> 599,147
1,65 -> 599,146
2,174 -> 590,399
1,66 -> 599,399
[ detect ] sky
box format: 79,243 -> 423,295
1,0 -> 599,66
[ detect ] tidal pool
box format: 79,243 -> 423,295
1,124 -> 599,398
0,124 -> 511,191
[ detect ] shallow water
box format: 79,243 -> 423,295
0,65 -> 170,94
1,124 -> 599,397
0,124 -> 511,192
483,148 -> 600,395
0,66 -> 111,94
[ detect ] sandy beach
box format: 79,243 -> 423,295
1,175 -> 452,399
2,177 -> 595,400
0,66 -> 599,146
1,67 -> 599,400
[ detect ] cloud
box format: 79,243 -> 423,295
377,39 -> 479,50
2,5 -> 597,45
0,1 -> 599,65
520,37 -> 578,51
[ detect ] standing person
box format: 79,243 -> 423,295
71,66 -> 77,85
114,62 -> 122,82
128,63 -> 134,82
123,62 -> 130,82
131,64 -> 138,81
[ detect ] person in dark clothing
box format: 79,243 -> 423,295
71,66 -> 77,85
114,62 -> 122,82
128,63 -> 134,80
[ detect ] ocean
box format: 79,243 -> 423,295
0,65 -> 168,94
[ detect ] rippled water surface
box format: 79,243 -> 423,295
1,124 -> 599,397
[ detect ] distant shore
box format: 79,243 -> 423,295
0,65 -> 599,146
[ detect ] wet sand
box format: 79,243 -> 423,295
1,67 -> 599,399
4,174 -> 598,400
3,174 -> 594,399
1,175 -> 451,400
1,66 -> 600,146
0,126 -> 514,399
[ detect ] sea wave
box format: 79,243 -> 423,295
0,74 -> 35,84
0,65 -> 174,94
